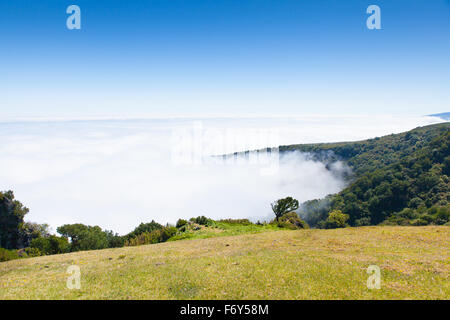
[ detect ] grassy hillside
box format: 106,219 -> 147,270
1,226 -> 448,300
284,123 -> 450,227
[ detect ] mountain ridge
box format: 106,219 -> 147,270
281,123 -> 450,227
429,112 -> 450,120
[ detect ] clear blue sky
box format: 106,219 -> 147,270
0,0 -> 449,118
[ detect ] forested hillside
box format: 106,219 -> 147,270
284,123 -> 450,227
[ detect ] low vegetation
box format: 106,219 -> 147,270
0,191 -> 304,262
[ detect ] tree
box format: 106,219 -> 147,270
284,123 -> 450,227
104,230 -> 124,248
277,212 -> 309,229
30,235 -> 70,255
57,224 -> 109,252
19,222 -> 51,247
126,221 -> 163,240
176,219 -> 188,228
321,210 -> 349,229
271,197 -> 299,221
0,191 -> 29,249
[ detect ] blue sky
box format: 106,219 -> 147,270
0,0 -> 449,118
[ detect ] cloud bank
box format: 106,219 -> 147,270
0,115 -> 443,234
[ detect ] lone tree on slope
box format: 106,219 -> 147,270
271,197 -> 299,221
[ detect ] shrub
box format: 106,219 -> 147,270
19,222 -> 51,248
0,248 -> 19,262
125,226 -> 177,246
126,221 -> 164,240
382,205 -> 450,226
355,217 -> 371,226
218,219 -> 253,225
277,212 -> 309,229
190,216 -> 214,227
319,210 -> 349,229
161,226 -> 177,241
105,230 -> 125,248
24,247 -> 42,257
434,206 -> 450,225
30,235 -> 70,255
411,218 -> 429,226
57,224 -> 110,252
176,219 -> 188,228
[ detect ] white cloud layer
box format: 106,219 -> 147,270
0,115 -> 444,234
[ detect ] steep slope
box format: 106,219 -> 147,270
282,123 -> 450,226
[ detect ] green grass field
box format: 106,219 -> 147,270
0,226 -> 448,300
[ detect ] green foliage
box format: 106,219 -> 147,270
271,197 -> 299,221
290,123 -> 450,227
126,221 -> 164,240
125,226 -> 177,246
382,205 -> 450,226
318,210 -> 349,229
176,219 -> 188,228
190,216 -> 215,227
169,221 -> 282,242
30,235 -> 70,255
0,247 -> 19,262
19,222 -> 51,248
57,224 -> 110,252
0,191 -> 29,249
104,230 -> 125,248
298,196 -> 333,228
217,219 -> 253,225
277,212 -> 309,229
24,247 -> 42,257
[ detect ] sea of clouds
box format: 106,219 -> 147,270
0,115 -> 444,234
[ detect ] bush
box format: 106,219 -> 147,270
354,217 -> 371,227
0,248 -> 19,262
30,235 -> 70,255
319,210 -> 349,229
125,226 -> 177,246
434,206 -> 450,225
19,222 -> 51,248
411,218 -> 429,226
105,230 -> 125,248
382,205 -> 450,226
161,226 -> 177,241
176,219 -> 188,228
218,219 -> 253,225
190,216 -> 215,227
57,224 -> 110,252
277,212 -> 309,229
24,247 -> 42,257
126,221 -> 163,240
